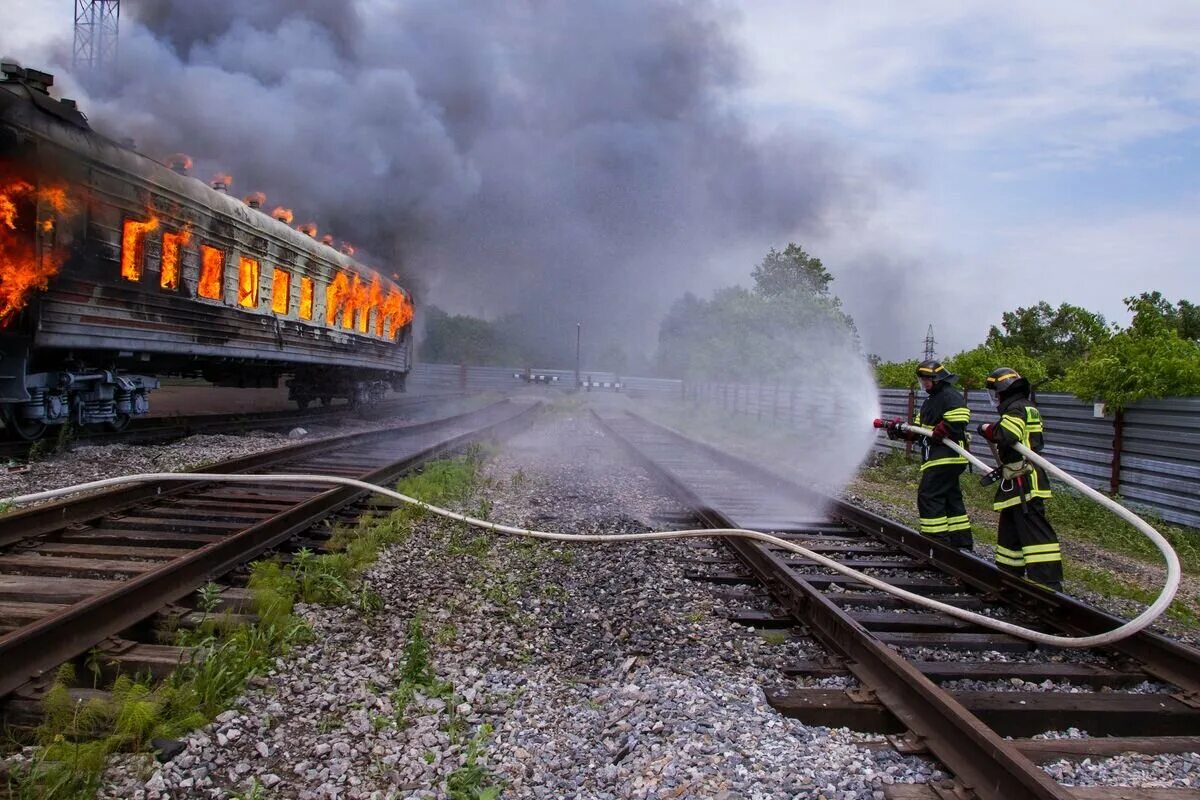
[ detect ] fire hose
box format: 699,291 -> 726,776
0,440 -> 1180,647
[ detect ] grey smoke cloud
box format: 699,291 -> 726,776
74,0 -> 877,365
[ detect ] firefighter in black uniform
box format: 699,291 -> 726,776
976,367 -> 1064,591
885,360 -> 973,548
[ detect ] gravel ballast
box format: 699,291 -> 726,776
95,407 -> 1199,797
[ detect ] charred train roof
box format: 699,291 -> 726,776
0,63 -> 406,298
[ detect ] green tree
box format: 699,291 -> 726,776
875,359 -> 919,389
656,244 -> 858,381
1125,291 -> 1200,341
1065,330 -> 1200,409
418,307 -> 524,366
946,344 -> 1049,391
984,301 -> 1110,379
751,243 -> 834,299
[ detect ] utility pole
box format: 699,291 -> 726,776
575,322 -> 581,390
73,1 -> 120,78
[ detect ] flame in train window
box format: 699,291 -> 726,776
299,276 -> 314,320
381,288 -> 413,340
271,267 -> 290,314
199,245 -> 224,299
160,228 -> 192,290
326,271 -> 351,326
121,216 -> 159,281
238,257 -> 260,308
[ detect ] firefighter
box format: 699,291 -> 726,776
885,360 -> 973,548
976,367 -> 1064,591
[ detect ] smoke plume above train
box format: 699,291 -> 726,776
45,0 -> 875,362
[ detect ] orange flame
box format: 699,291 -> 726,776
244,191 -> 266,207
212,173 -> 233,187
340,243 -> 356,256
121,215 -> 161,281
167,153 -> 193,172
325,271 -> 351,326
321,234 -> 334,246
297,222 -> 318,238
272,207 -> 294,224
161,226 -> 192,290
199,244 -> 225,299
299,275 -> 314,320
271,267 -> 290,314
0,179 -> 76,324
237,256 -> 260,308
380,287 -> 413,340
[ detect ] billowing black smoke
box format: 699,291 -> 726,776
73,0 -> 872,366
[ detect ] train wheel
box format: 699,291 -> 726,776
5,416 -> 47,442
106,414 -> 132,432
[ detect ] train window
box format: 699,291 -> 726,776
160,230 -> 191,290
326,272 -> 351,326
271,268 -> 290,314
299,276 -> 314,320
120,216 -> 159,281
238,256 -> 260,308
199,245 -> 225,299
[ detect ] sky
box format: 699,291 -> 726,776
3,1 -> 1198,361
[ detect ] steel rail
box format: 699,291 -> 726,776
0,399 -> 474,547
592,409 -> 1200,800
0,401 -> 540,700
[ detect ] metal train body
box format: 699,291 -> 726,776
0,65 -> 413,439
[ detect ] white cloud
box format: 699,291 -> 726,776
736,1 -> 1200,164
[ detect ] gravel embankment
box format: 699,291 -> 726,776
101,410 -> 943,799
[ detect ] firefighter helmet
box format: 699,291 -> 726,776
985,367 -> 1029,402
915,359 -> 956,384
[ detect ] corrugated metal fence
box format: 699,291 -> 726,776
687,381 -> 1200,529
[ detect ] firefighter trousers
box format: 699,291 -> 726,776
917,463 -> 973,549
995,498 -> 1063,591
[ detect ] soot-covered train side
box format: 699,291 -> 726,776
0,65 -> 414,440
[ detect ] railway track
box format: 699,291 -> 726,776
0,393 -> 464,461
594,408 -> 1200,800
0,399 -> 539,718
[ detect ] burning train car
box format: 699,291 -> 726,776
0,64 -> 413,440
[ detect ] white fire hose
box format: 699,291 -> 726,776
0,437 -> 1180,647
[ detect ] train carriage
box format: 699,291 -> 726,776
0,64 -> 413,440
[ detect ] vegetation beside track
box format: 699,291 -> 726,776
4,450 -> 490,800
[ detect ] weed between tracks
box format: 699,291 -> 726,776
4,449 -> 495,800
858,450 -> 1200,628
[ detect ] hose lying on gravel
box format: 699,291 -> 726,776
2,447 -> 1179,648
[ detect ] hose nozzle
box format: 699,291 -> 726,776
872,418 -> 886,429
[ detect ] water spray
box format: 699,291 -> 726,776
2,431 -> 1181,647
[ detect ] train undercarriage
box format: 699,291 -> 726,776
0,345 -> 407,441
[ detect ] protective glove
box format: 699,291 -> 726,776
885,418 -> 906,440
930,420 -> 950,442
976,422 -> 996,441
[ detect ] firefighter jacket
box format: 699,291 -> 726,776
990,394 -> 1053,511
912,382 -> 970,471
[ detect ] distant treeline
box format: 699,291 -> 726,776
873,293 -> 1200,409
